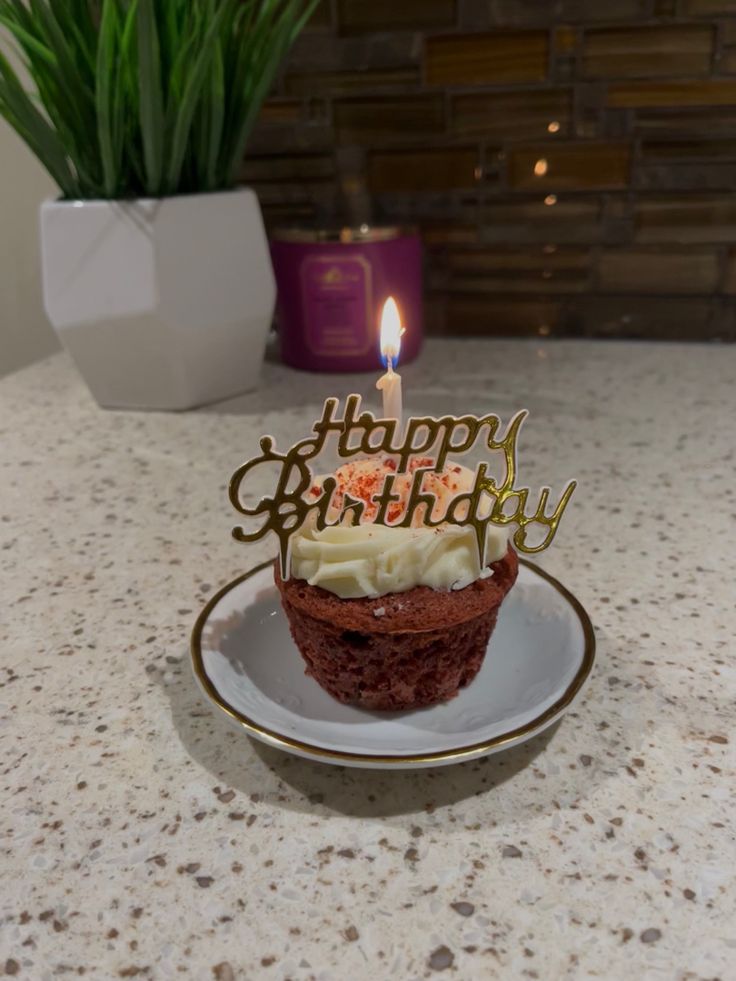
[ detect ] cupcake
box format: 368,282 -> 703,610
275,457 -> 518,711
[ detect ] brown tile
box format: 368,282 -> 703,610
683,0 -> 736,12
306,0 -> 333,29
636,160 -> 736,190
258,100 -> 303,125
641,139 -> 736,159
562,0 -> 649,19
723,21 -> 736,45
583,25 -> 713,79
608,78 -> 736,107
335,95 -> 445,143
576,106 -> 605,139
483,0 -> 555,25
240,154 -> 335,183
574,296 -> 715,339
337,0 -> 455,33
421,224 -> 479,245
484,0 -> 647,24
285,68 -> 419,96
479,195 -> 610,244
717,48 -> 736,73
635,107 -> 736,138
508,142 -> 630,190
709,299 -> 736,339
555,26 -> 578,54
425,31 -> 548,86
249,181 -> 337,206
635,193 -> 736,242
444,246 -> 590,273
241,0 -> 736,331
435,246 -> 591,293
553,56 -> 577,84
599,106 -> 630,140
261,202 -> 317,227
288,32 -> 417,72
247,122 -> 334,156
452,89 -> 571,139
368,147 -> 479,191
431,293 -> 562,336
373,191 -> 483,224
724,249 -> 736,293
597,248 -> 720,292
606,196 -> 630,220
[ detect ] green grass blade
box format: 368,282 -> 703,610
113,0 -> 138,190
0,47 -> 79,194
190,0 -> 215,183
0,0 -> 36,35
137,0 -> 164,194
15,2 -> 101,189
119,0 -> 139,115
219,0 -> 270,173
157,0 -> 184,86
224,1 -> 318,185
65,18 -> 98,78
205,42 -> 224,189
0,15 -> 57,67
289,0 -> 322,42
0,98 -> 77,195
96,0 -> 118,197
0,0 -> 318,199
163,0 -> 236,193
48,0 -> 97,87
28,0 -> 95,121
120,0 -> 139,52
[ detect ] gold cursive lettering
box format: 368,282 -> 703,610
229,396 -> 576,577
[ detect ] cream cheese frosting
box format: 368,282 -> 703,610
290,458 -> 509,599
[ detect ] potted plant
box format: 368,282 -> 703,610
0,0 -> 316,409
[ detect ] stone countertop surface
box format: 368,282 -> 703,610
0,339 -> 734,981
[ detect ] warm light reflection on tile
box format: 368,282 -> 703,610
256,5 -> 735,342
509,143 -> 630,190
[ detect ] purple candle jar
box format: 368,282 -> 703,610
270,226 -> 423,372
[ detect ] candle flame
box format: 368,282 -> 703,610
379,296 -> 405,367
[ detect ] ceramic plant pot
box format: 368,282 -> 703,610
40,188 -> 275,410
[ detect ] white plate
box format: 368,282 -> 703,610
191,559 -> 595,769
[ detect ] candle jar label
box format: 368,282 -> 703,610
300,255 -> 373,357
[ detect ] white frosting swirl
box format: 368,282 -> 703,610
291,522 -> 509,599
289,460 -> 508,599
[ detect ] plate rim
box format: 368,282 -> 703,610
190,558 -> 596,766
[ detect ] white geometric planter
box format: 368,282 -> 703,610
40,188 -> 275,410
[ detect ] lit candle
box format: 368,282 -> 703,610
376,297 -> 405,426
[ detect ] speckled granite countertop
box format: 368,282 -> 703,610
1,340 -> 734,981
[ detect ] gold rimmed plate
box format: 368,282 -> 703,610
190,559 -> 595,769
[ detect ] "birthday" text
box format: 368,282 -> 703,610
229,395 -> 576,577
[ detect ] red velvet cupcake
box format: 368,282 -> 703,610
276,545 -> 517,710
275,458 -> 518,711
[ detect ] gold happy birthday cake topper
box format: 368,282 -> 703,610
229,395 -> 577,580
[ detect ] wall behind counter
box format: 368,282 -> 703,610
0,115 -> 59,377
245,0 -> 736,341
